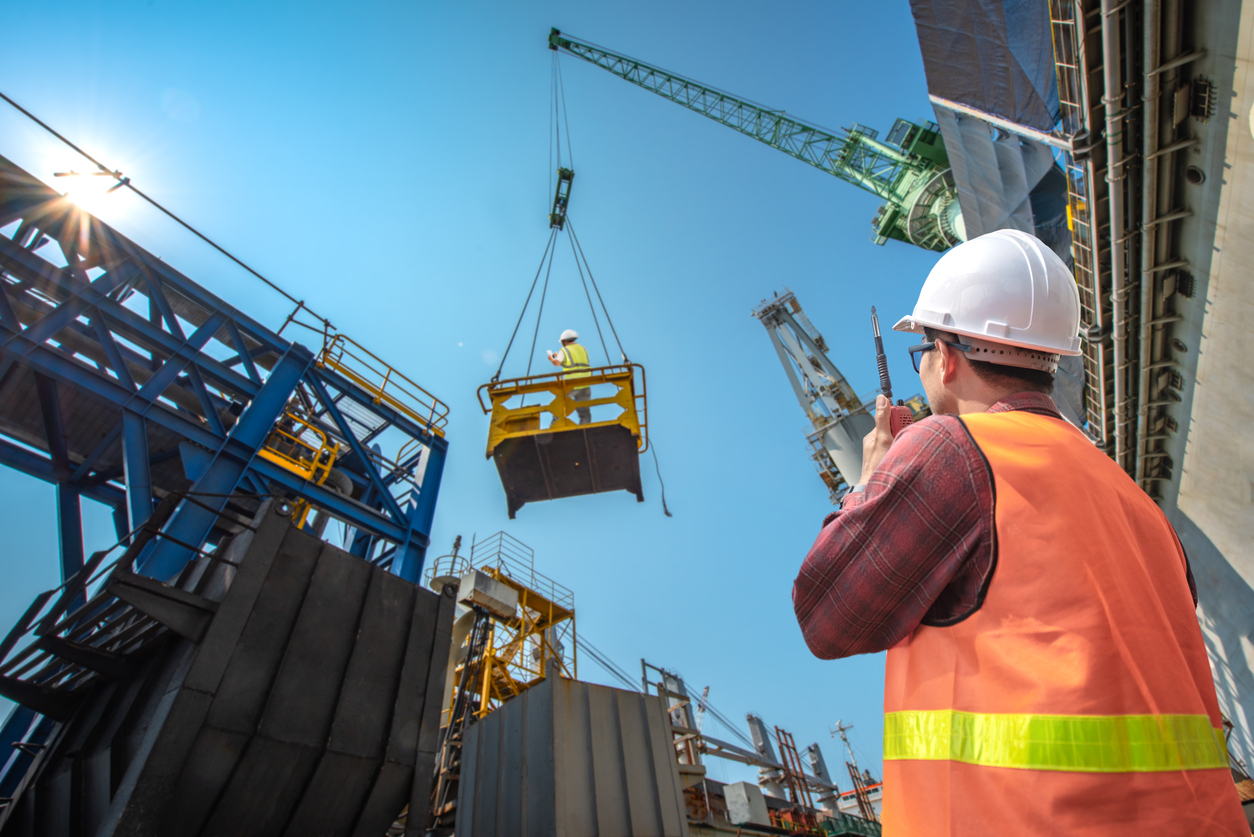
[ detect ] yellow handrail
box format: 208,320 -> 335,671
317,333 -> 450,437
476,363 -> 648,457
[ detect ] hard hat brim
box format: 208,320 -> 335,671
892,314 -> 1082,356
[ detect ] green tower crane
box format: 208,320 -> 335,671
548,29 -> 965,252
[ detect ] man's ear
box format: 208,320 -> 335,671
936,339 -> 961,385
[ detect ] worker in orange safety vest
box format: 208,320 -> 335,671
791,230 -> 1248,835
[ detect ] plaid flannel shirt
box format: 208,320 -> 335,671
791,392 -> 1196,660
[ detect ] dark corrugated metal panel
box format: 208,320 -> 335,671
0,503 -> 455,837
458,677 -> 690,837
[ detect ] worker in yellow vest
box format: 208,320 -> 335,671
547,329 -> 592,424
792,230 -> 1247,835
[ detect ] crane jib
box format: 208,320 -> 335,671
548,27 -> 962,252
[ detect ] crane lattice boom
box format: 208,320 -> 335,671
549,28 -> 965,250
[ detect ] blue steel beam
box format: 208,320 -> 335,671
0,190 -> 289,358
2,335 -> 433,550
0,438 -> 126,508
138,345 -> 313,580
0,157 -> 449,587
69,425 -> 120,484
303,374 -> 406,522
0,241 -> 263,400
391,440 -> 447,582
121,411 -> 152,531
33,374 -> 84,582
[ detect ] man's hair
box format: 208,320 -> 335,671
923,327 -> 1054,393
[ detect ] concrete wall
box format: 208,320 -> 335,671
1168,0 -> 1254,768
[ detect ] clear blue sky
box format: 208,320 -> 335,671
0,0 -> 945,785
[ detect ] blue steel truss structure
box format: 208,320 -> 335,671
0,154 -> 449,585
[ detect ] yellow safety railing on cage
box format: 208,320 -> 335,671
317,333 -> 450,437
476,363 -> 647,457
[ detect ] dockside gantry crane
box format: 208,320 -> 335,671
753,290 -> 878,501
549,28 -> 965,251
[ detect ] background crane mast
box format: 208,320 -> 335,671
549,28 -> 965,251
753,290 -> 891,501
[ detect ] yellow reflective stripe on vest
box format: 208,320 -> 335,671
884,710 -> 1229,772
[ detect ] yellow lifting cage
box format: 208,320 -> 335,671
477,363 -> 647,518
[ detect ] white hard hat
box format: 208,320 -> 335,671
560,329 -> 579,342
893,229 -> 1082,373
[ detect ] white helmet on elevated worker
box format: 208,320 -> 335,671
560,328 -> 579,342
893,229 -> 1082,373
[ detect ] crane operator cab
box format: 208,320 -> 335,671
478,343 -> 646,519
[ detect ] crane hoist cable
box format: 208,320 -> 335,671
492,228 -> 556,383
523,231 -> 558,379
478,55 -> 657,518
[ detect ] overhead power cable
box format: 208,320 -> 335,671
576,635 -> 640,692
0,90 -> 333,334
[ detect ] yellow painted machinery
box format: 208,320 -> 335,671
257,409 -> 340,526
256,330 -> 450,530
478,363 -> 646,518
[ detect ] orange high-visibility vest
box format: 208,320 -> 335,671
882,410 -> 1246,836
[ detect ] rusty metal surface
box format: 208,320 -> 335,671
457,676 -> 689,837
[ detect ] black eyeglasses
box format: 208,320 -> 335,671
908,339 -> 974,373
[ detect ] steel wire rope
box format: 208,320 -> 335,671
492,228 -> 557,381
565,226 -> 610,364
704,703 -> 756,749
0,90 -> 333,334
575,635 -> 640,692
556,54 -> 575,170
552,54 -> 564,171
523,234 -> 559,379
549,55 -> 556,197
565,218 -> 626,361
565,219 -> 674,515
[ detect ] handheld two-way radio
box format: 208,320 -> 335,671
871,306 -> 914,438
